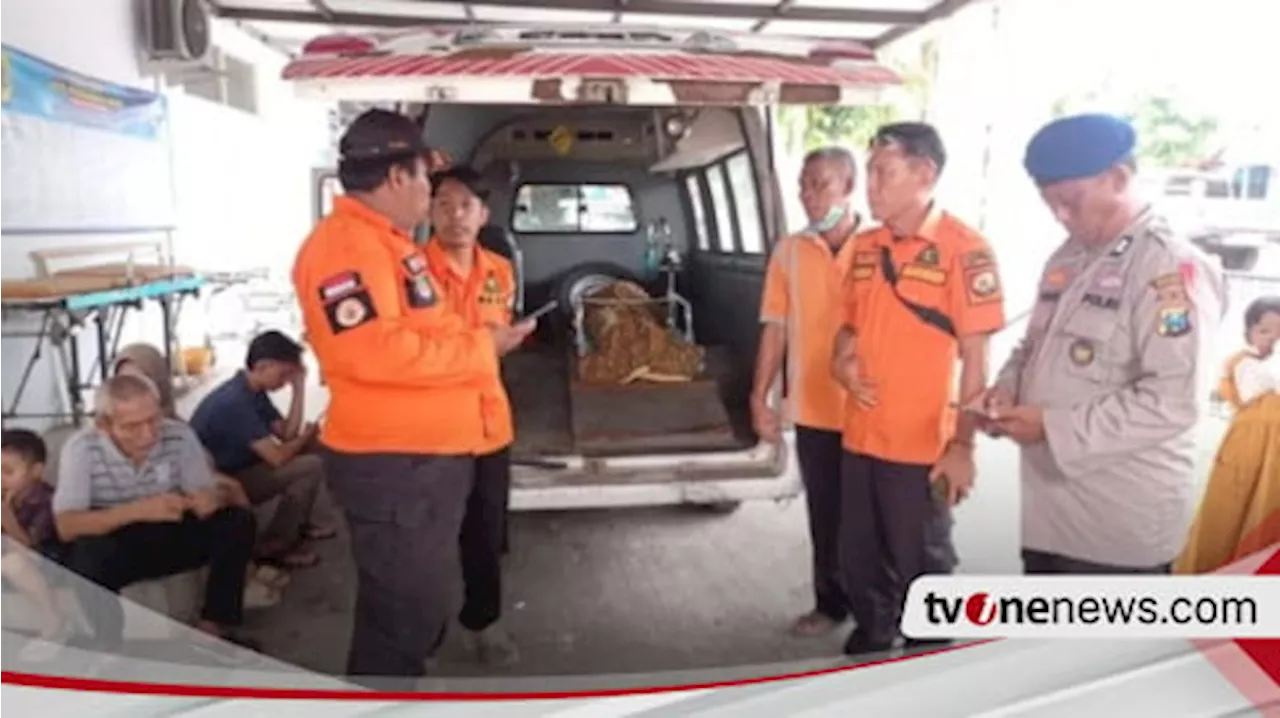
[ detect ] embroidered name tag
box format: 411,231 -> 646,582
901,264 -> 947,286
1082,293 -> 1121,310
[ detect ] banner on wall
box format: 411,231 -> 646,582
1,44 -> 165,141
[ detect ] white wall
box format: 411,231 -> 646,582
167,21 -> 332,278
1,0 -> 332,431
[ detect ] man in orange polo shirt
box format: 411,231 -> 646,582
753,146 -> 862,637
291,109 -> 535,679
424,165 -> 521,667
831,123 -> 1006,656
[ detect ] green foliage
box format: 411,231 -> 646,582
1124,95 -> 1219,169
1049,89 -> 1219,168
778,39 -> 936,157
801,104 -> 901,152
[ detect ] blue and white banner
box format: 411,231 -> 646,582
0,45 -> 166,140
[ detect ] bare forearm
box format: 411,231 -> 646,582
282,390 -> 305,439
956,335 -> 991,444
831,325 -> 857,383
751,324 -> 786,401
55,505 -> 136,542
2,508 -> 33,547
258,433 -> 312,469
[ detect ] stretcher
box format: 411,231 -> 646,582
1,268 -> 206,425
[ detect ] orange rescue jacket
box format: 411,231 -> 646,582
292,196 -> 503,455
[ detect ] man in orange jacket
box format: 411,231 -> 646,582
292,109 -> 534,678
424,165 -> 521,666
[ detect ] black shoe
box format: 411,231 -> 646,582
903,637 -> 955,652
842,630 -> 894,657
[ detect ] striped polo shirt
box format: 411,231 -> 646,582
51,419 -> 216,514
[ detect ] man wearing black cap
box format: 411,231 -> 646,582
291,109 -> 535,678
981,113 -> 1225,574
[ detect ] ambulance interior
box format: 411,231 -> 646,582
421,104 -> 776,460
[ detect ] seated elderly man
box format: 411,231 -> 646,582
54,373 -> 258,650
190,330 -> 333,569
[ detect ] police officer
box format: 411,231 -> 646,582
291,109 -> 535,678
982,113 -> 1226,574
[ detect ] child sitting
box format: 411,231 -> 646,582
1176,296 -> 1280,573
2,428 -> 72,657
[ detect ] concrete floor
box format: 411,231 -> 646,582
173,311 -> 1231,680
179,362 -> 1224,679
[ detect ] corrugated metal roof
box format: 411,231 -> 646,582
207,0 -> 977,54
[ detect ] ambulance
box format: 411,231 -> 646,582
284,24 -> 900,512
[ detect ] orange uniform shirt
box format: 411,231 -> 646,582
291,196 -> 502,455
760,231 -> 859,431
424,238 -> 518,454
840,208 -> 1006,465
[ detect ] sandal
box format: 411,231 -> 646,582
302,524 -> 337,541
261,548 -> 320,570
244,580 -> 281,610
254,564 -> 291,589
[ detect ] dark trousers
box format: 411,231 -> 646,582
459,447 -> 512,632
64,507 -> 255,650
322,449 -> 473,677
839,451 -> 956,644
233,452 -> 324,550
1022,549 -> 1172,575
795,425 -> 848,621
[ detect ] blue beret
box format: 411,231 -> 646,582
1024,113 -> 1136,185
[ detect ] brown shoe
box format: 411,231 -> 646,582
791,611 -> 842,637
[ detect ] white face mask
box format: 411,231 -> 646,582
807,204 -> 848,234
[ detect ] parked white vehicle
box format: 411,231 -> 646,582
286,24 -> 900,512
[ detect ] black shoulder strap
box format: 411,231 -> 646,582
879,246 -> 957,338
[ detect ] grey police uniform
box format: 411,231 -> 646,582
995,209 -> 1225,569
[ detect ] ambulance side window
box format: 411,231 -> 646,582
705,164 -> 737,253
684,150 -> 766,256
684,174 -> 711,251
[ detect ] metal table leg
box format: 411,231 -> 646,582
65,322 -> 85,425
160,296 -> 174,377
94,310 -> 111,383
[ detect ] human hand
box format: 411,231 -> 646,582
991,405 -> 1046,446
426,148 -> 454,173
130,493 -> 187,523
832,358 -> 877,409
985,386 -> 1014,412
290,364 -> 309,389
750,394 -> 782,443
972,386 -> 1015,437
186,490 -> 222,520
929,443 -> 975,506
489,320 -> 536,356
215,476 -> 251,509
